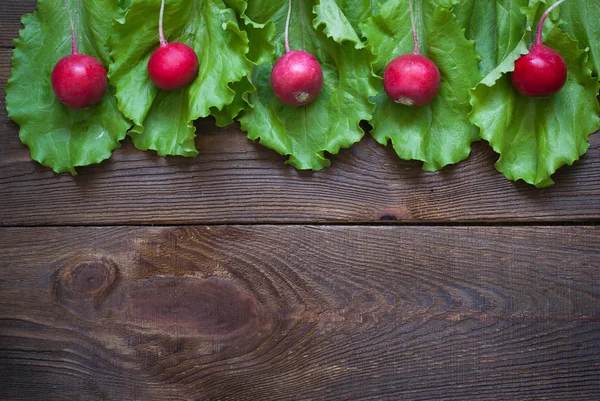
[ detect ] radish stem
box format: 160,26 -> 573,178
285,0 -> 292,53
63,0 -> 78,54
409,0 -> 419,55
159,0 -> 167,46
536,0 -> 566,45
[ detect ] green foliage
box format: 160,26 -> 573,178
109,0 -> 253,156
558,0 -> 600,78
362,0 -> 482,171
5,0 -> 600,186
454,0 -> 529,75
465,0 -> 600,187
5,0 -> 130,174
238,0 -> 378,170
471,31 -> 600,187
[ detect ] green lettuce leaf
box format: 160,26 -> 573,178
223,0 -> 276,66
210,0 -> 277,127
361,0 -> 482,171
109,0 -> 253,157
238,0 -> 378,170
314,0 -> 365,48
211,76 -> 255,128
558,0 -> 600,78
334,0 -> 376,28
5,0 -> 130,174
453,0 -> 529,75
469,1 -> 600,187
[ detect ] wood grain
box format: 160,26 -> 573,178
2,96 -> 600,225
1,225 -> 599,400
3,2 -> 600,401
2,2 -> 600,225
0,0 -> 33,49
2,86 -> 600,226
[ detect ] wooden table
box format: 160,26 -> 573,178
1,2 -> 599,400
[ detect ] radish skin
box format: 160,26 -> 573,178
270,0 -> 323,106
147,0 -> 199,91
511,0 -> 567,97
51,0 -> 108,109
382,0 -> 440,107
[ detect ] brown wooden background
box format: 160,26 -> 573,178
1,1 -> 599,400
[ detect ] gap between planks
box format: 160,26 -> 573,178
1,221 -> 599,229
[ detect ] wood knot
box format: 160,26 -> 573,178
377,207 -> 409,221
69,261 -> 117,296
56,258 -> 119,302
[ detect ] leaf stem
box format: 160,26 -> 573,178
285,0 -> 292,53
536,0 -> 566,45
409,0 -> 419,55
63,0 -> 78,54
159,0 -> 167,46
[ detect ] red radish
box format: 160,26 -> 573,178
512,0 -> 567,97
270,0 -> 323,106
271,51 -> 323,106
51,0 -> 108,109
148,0 -> 199,91
383,0 -> 440,107
384,54 -> 440,107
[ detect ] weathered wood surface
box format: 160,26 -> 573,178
1,2 -> 600,225
2,110 -> 599,226
0,0 -> 31,49
1,226 -> 599,400
1,82 -> 600,225
2,1 -> 600,400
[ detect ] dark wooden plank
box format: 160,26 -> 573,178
2,79 -> 599,225
0,0 -> 34,49
1,225 -> 599,400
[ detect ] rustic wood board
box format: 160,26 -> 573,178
1,226 -> 599,401
0,1 -> 31,49
1,2 -> 600,225
1,45 -> 600,225
2,1 -> 600,400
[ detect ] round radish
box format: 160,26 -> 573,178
271,50 -> 323,106
383,54 -> 440,107
148,0 -> 198,91
512,46 -> 566,97
511,0 -> 567,97
51,0 -> 107,109
382,0 -> 440,107
148,43 -> 199,91
270,0 -> 323,106
52,54 -> 108,109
